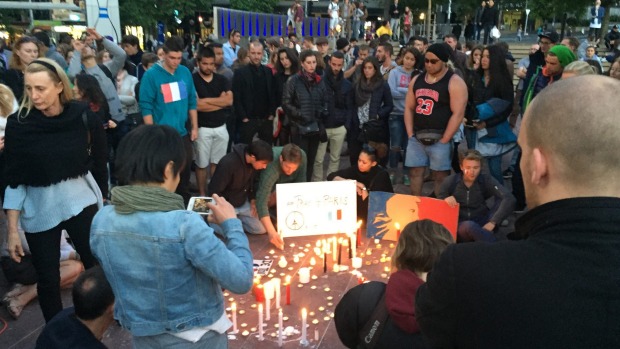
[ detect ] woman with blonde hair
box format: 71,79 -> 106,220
4,58 -> 108,322
562,60 -> 598,79
5,36 -> 43,101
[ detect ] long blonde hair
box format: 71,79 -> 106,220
0,84 -> 16,117
18,58 -> 73,117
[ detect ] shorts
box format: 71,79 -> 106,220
404,136 -> 452,171
330,17 -> 339,29
193,124 -> 229,168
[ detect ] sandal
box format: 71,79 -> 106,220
6,297 -> 24,319
2,284 -> 26,303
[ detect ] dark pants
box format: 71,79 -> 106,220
239,119 -> 273,145
292,128 -> 320,181
348,136 -> 363,167
512,151 -> 526,211
107,120 -> 129,185
178,135 -> 193,205
483,23 -> 494,44
25,204 -> 98,322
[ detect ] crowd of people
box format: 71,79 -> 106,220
0,8 -> 619,347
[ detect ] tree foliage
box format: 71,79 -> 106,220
119,0 -> 212,29
230,0 -> 280,14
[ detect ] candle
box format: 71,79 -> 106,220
337,238 -> 343,265
278,256 -> 287,268
299,267 -> 310,283
352,257 -> 362,269
258,303 -> 264,340
300,308 -> 309,346
285,275 -> 291,305
395,222 -> 401,241
356,220 -> 362,248
278,308 -> 284,347
273,278 -> 281,309
332,237 -> 337,262
264,281 -> 274,321
254,283 -> 265,302
323,252 -> 327,273
347,236 -> 352,259
231,302 -> 238,333
293,255 -> 300,263
309,257 -> 316,266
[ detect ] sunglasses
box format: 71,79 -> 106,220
425,58 -> 440,64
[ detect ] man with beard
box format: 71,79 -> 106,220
313,51 -> 352,181
192,47 -> 233,196
375,42 -> 396,80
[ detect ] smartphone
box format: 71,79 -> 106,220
187,197 -> 215,215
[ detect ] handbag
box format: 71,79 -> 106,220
415,129 -> 443,146
360,117 -> 388,143
298,120 -> 320,135
491,26 -> 501,39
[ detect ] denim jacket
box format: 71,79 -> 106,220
90,207 -> 253,337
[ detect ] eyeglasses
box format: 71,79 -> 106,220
425,58 -> 440,64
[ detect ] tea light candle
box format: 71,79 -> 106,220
293,255 -> 300,263
299,267 -> 310,284
310,257 -> 316,266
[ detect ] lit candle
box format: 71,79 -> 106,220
356,220 -> 363,248
278,256 -> 287,268
300,308 -> 309,346
258,303 -> 264,341
231,302 -> 238,333
273,278 -> 281,309
332,237 -> 337,262
310,257 -> 316,266
352,257 -> 362,269
285,275 -> 291,305
395,222 -> 401,241
254,283 -> 265,302
293,255 -> 300,263
264,281 -> 274,321
278,308 -> 284,347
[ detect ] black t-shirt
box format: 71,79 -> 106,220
192,72 -> 231,128
35,308 -> 107,349
412,70 -> 454,132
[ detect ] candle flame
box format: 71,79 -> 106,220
286,275 -> 291,283
395,222 -> 400,229
302,308 -> 307,316
356,220 -> 363,229
232,302 -> 236,310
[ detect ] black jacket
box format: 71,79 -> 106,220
520,49 -> 546,107
416,197 -> 620,348
323,70 -> 354,129
281,73 -> 328,128
480,5 -> 498,26
208,144 -> 257,207
348,81 -> 393,143
233,64 -> 276,121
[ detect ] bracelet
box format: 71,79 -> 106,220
362,187 -> 367,191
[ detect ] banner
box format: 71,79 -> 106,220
367,192 -> 458,241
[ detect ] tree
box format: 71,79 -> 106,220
119,0 -> 212,30
230,0 -> 279,14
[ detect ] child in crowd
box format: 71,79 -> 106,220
386,219 -> 454,334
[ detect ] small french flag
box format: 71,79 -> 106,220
161,81 -> 188,104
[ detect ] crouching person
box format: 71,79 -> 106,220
90,125 -> 253,348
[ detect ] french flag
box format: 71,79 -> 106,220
161,81 -> 188,104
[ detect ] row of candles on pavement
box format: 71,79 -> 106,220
227,221 -> 401,345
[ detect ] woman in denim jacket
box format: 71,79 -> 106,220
90,125 -> 253,348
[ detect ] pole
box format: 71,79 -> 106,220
525,9 -> 530,35
447,0 -> 451,22
426,0 -> 431,40
28,0 -> 34,30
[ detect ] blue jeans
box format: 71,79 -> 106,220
133,330 -> 227,349
486,154 -> 503,185
458,220 -> 497,242
388,114 -> 408,169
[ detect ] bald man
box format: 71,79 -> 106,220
416,76 -> 620,347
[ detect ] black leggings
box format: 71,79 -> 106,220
25,204 -> 98,322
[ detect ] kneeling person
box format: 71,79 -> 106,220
256,144 -> 307,250
209,140 -> 274,235
438,150 -> 515,242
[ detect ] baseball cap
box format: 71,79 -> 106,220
538,31 -> 559,44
